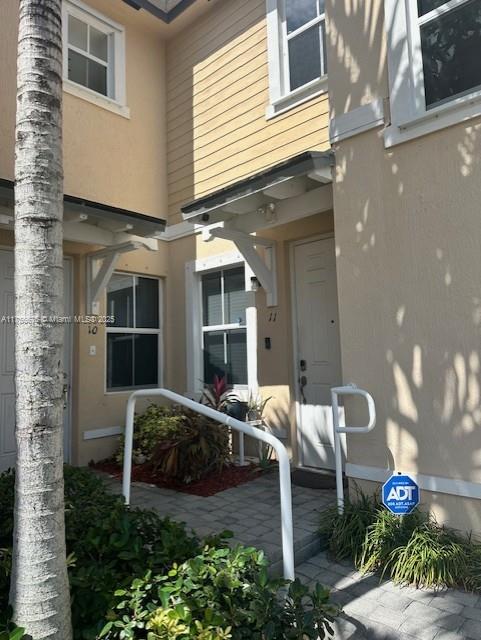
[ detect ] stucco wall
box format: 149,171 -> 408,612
327,0 -> 481,532
69,241 -> 170,466
0,0 -> 168,219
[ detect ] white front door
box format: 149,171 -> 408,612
0,249 -> 73,471
293,236 -> 343,470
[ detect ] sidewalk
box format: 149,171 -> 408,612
297,551 -> 481,640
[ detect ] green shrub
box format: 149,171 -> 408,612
115,405 -> 185,465
386,520 -> 471,588
115,404 -> 230,483
319,491 -> 378,565
0,467 -> 203,639
320,489 -> 481,591
361,508 -> 424,575
100,545 -> 338,640
0,466 -> 338,639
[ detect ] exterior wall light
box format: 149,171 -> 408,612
250,276 -> 260,291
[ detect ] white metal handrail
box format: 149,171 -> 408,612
122,388 -> 295,580
331,384 -> 376,514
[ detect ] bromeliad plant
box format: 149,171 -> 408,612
201,375 -> 238,412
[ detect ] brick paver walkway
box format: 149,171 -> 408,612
104,469 -> 335,573
103,470 -> 480,639
297,551 -> 481,640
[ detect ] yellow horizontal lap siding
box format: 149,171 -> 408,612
167,73 -> 268,140
168,101 -> 268,168
167,0 -> 264,73
167,21 -> 267,103
167,50 -> 268,124
168,89 -> 267,150
168,100 -> 329,179
166,0 -> 330,223
168,126 -> 329,211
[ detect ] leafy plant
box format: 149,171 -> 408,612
246,392 -> 272,422
115,404 -> 230,483
148,409 -> 230,483
360,508 -> 424,575
201,375 -> 239,412
320,488 -> 481,591
100,544 -> 338,640
319,491 -> 378,565
0,466 -> 339,638
115,405 -> 185,465
386,520 -> 471,588
0,607 -> 28,640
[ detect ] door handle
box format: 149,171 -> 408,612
300,359 -> 307,371
299,375 -> 307,404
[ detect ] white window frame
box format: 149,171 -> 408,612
62,0 -> 129,118
266,0 -> 328,119
105,272 -> 163,394
185,252 -> 258,399
385,0 -> 481,147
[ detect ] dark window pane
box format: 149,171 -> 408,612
90,26 -> 108,61
204,331 -> 226,383
288,25 -> 322,91
107,333 -> 133,389
418,0 -> 450,16
286,0 -> 317,34
134,334 -> 158,386
135,277 -> 159,328
88,59 -> 107,95
107,274 -> 133,327
68,49 -> 88,87
421,0 -> 481,108
202,272 -> 222,326
203,329 -> 248,385
68,15 -> 88,51
227,330 -> 247,385
224,267 -> 247,324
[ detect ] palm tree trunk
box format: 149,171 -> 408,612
10,0 -> 72,637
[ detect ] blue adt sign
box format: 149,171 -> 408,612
382,474 -> 419,515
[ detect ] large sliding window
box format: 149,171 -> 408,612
106,273 -> 161,391
201,267 -> 248,386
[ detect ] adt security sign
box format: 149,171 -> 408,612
382,474 -> 419,515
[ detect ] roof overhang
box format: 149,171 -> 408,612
122,0 -> 198,23
180,151 -> 333,225
0,179 -> 166,247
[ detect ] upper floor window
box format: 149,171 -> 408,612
62,0 -> 127,115
266,0 -> 328,118
385,0 -> 481,146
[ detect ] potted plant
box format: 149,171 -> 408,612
202,375 -> 248,421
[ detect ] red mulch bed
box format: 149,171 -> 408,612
92,460 -> 262,497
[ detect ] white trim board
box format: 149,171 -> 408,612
346,463 -> 481,501
330,99 -> 385,144
83,425 -> 123,440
